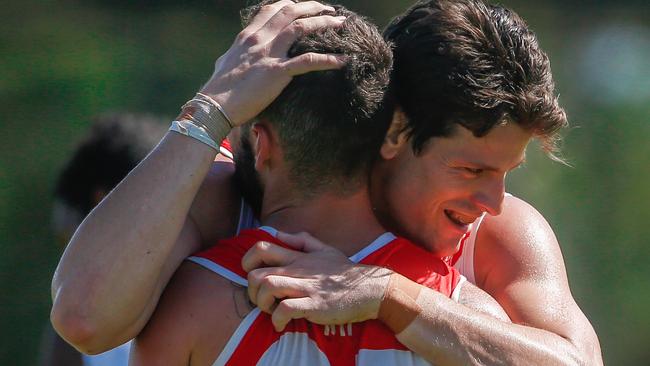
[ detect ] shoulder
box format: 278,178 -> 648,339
474,195 -> 567,291
190,159 -> 241,247
189,231 -> 263,285
132,261 -> 248,365
472,198 -> 602,362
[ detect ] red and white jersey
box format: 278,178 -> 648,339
188,226 -> 465,366
219,139 -> 233,159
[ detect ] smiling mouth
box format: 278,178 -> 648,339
444,209 -> 476,228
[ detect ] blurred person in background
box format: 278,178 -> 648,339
51,0 -> 603,364
40,113 -> 165,366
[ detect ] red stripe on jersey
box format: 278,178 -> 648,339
220,138 -> 232,153
193,229 -> 283,281
192,229 -> 461,365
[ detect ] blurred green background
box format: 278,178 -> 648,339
1,0 -> 648,364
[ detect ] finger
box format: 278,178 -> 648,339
272,297 -> 314,331
276,230 -> 330,252
254,275 -> 307,314
241,241 -> 302,272
247,267 -> 286,305
280,52 -> 347,76
256,1 -> 336,41
243,0 -> 296,34
269,15 -> 346,57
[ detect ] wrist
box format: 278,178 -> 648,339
199,79 -> 239,126
170,93 -> 233,150
377,272 -> 423,334
360,266 -> 393,322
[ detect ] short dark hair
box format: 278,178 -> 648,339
384,0 -> 567,159
53,113 -> 166,229
242,1 -> 394,197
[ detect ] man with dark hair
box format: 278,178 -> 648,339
52,0 -> 602,364
371,0 -> 568,256
242,1 -> 602,364
243,2 -> 601,364
130,3 -> 504,364
41,113 -> 165,366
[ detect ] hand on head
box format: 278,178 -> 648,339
200,0 -> 348,126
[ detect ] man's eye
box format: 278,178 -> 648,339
463,167 -> 483,174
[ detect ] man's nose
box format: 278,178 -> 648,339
473,176 -> 505,216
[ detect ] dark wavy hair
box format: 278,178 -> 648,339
384,0 -> 568,160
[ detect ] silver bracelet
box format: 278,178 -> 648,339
175,93 -> 233,147
169,120 -> 219,150
196,92 -> 234,126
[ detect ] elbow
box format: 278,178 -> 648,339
576,342 -> 604,366
50,302 -> 107,355
568,327 -> 604,366
560,337 -> 603,366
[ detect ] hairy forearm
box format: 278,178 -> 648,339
51,132 -> 215,353
396,287 -> 590,366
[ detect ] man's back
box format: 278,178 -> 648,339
134,227 -> 463,365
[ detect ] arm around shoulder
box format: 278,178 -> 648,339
475,195 -> 603,365
392,196 -> 603,365
50,134 -> 240,353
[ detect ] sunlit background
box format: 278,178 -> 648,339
1,0 -> 648,364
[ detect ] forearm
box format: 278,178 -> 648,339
51,132 -> 215,353
396,286 -> 588,366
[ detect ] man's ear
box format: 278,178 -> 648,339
251,121 -> 273,171
380,108 -> 410,160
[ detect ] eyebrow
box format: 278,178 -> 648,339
467,155 -> 527,172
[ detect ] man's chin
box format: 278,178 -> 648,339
399,228 -> 462,257
422,237 -> 463,258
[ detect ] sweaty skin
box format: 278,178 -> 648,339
51,1 -> 602,365
131,112 -> 509,365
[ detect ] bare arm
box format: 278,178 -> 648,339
130,262 -> 247,366
471,196 -> 601,364
396,196 -> 602,365
50,0 -> 346,353
51,134 -> 221,354
243,214 -> 603,366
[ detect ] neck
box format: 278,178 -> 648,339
260,188 -> 386,256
